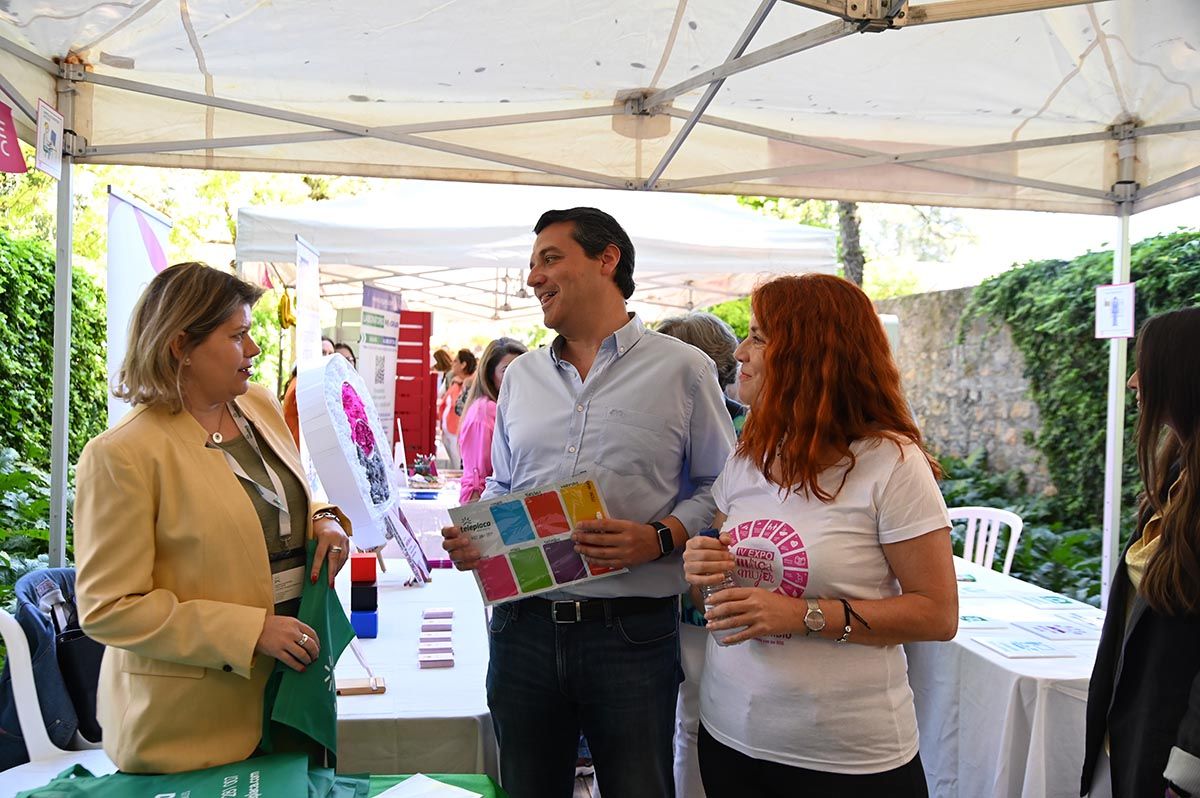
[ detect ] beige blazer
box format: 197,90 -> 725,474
74,383 -> 337,773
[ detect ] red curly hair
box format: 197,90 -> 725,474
738,274 -> 940,501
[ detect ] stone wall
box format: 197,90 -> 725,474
875,287 -> 1051,494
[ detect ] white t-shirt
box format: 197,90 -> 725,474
700,437 -> 950,774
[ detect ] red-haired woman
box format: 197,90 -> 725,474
683,274 -> 956,797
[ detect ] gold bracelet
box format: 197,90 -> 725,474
312,509 -> 340,524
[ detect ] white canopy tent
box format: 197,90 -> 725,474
235,181 -> 837,323
1,0 -> 1196,603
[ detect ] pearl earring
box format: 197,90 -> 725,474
184,357 -> 191,366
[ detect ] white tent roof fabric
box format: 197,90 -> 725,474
2,0 -> 1198,215
235,182 -> 838,321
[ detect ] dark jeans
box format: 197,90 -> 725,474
698,723 -> 929,798
486,597 -> 681,798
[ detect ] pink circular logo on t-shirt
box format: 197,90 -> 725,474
727,519 -> 809,598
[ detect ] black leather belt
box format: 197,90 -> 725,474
521,595 -> 675,624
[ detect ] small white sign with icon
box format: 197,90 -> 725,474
35,99 -> 63,180
1095,282 -> 1135,339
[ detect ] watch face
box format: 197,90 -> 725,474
804,603 -> 825,631
657,525 -> 674,554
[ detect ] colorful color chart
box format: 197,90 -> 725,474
448,475 -> 627,605
726,518 -> 809,598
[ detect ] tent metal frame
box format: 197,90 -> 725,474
1,0 -> 1193,608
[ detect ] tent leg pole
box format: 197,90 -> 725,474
48,85 -> 76,568
1100,208 -> 1131,610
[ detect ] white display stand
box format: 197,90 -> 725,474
297,353 -> 430,582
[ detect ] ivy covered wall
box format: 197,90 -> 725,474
965,230 -> 1200,533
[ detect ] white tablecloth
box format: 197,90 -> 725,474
907,559 -> 1102,798
334,560 -> 496,778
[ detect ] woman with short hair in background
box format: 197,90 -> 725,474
656,311 -> 745,798
458,337 -> 528,503
334,342 -> 357,369
684,274 -> 956,798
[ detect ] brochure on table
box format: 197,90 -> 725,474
973,637 -> 1077,659
374,773 -> 484,797
448,475 -> 627,605
957,613 -> 1007,630
1012,620 -> 1101,641
1014,594 -> 1088,610
1058,610 -> 1105,629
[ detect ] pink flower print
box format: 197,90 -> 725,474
341,383 -> 376,456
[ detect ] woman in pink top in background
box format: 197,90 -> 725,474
458,337 -> 528,503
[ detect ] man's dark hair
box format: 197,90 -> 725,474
534,207 -> 635,299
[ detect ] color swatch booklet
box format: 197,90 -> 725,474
447,476 -> 626,605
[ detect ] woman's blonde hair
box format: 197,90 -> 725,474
113,262 -> 265,413
461,337 -> 527,416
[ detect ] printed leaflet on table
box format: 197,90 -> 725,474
957,613 -> 1008,630
1011,620 -> 1101,641
973,637 -> 1077,659
447,475 -> 626,605
1014,594 -> 1086,610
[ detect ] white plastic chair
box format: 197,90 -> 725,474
948,506 -> 1024,576
0,608 -> 115,792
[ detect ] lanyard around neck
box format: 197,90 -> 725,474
211,402 -> 294,544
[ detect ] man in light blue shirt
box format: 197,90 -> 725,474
442,207 -> 733,798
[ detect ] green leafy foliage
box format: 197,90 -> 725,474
964,231 -> 1200,533
706,297 -> 751,339
0,448 -> 60,631
250,289 -> 287,396
0,228 -> 108,467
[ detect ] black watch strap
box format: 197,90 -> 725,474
651,521 -> 674,558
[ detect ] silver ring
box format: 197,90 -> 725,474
298,633 -> 310,647
330,545 -> 344,554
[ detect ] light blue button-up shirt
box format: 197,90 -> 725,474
483,314 -> 735,599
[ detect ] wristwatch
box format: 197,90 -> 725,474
651,521 -> 675,559
803,598 -> 826,636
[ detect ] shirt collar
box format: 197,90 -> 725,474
549,313 -> 644,367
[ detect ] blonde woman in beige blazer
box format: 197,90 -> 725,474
74,262 -> 350,774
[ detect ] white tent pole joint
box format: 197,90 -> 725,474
644,0 -> 778,190
779,0 -> 907,29
1100,124 -> 1138,610
57,63 -> 90,156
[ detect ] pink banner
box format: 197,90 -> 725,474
0,102 -> 28,174
133,207 -> 169,273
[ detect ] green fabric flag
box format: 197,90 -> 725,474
261,539 -> 357,759
16,753 -> 310,798
307,766 -> 371,798
15,755 -> 371,798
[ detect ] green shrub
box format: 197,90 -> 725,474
0,228 -> 108,467
0,449 -> 60,662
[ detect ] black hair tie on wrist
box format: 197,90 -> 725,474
835,598 -> 871,643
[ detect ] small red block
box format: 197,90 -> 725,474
350,552 -> 377,583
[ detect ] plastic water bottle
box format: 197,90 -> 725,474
697,528 -> 747,645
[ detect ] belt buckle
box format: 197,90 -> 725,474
551,600 -> 582,623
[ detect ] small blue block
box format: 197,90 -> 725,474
351,611 -> 378,639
